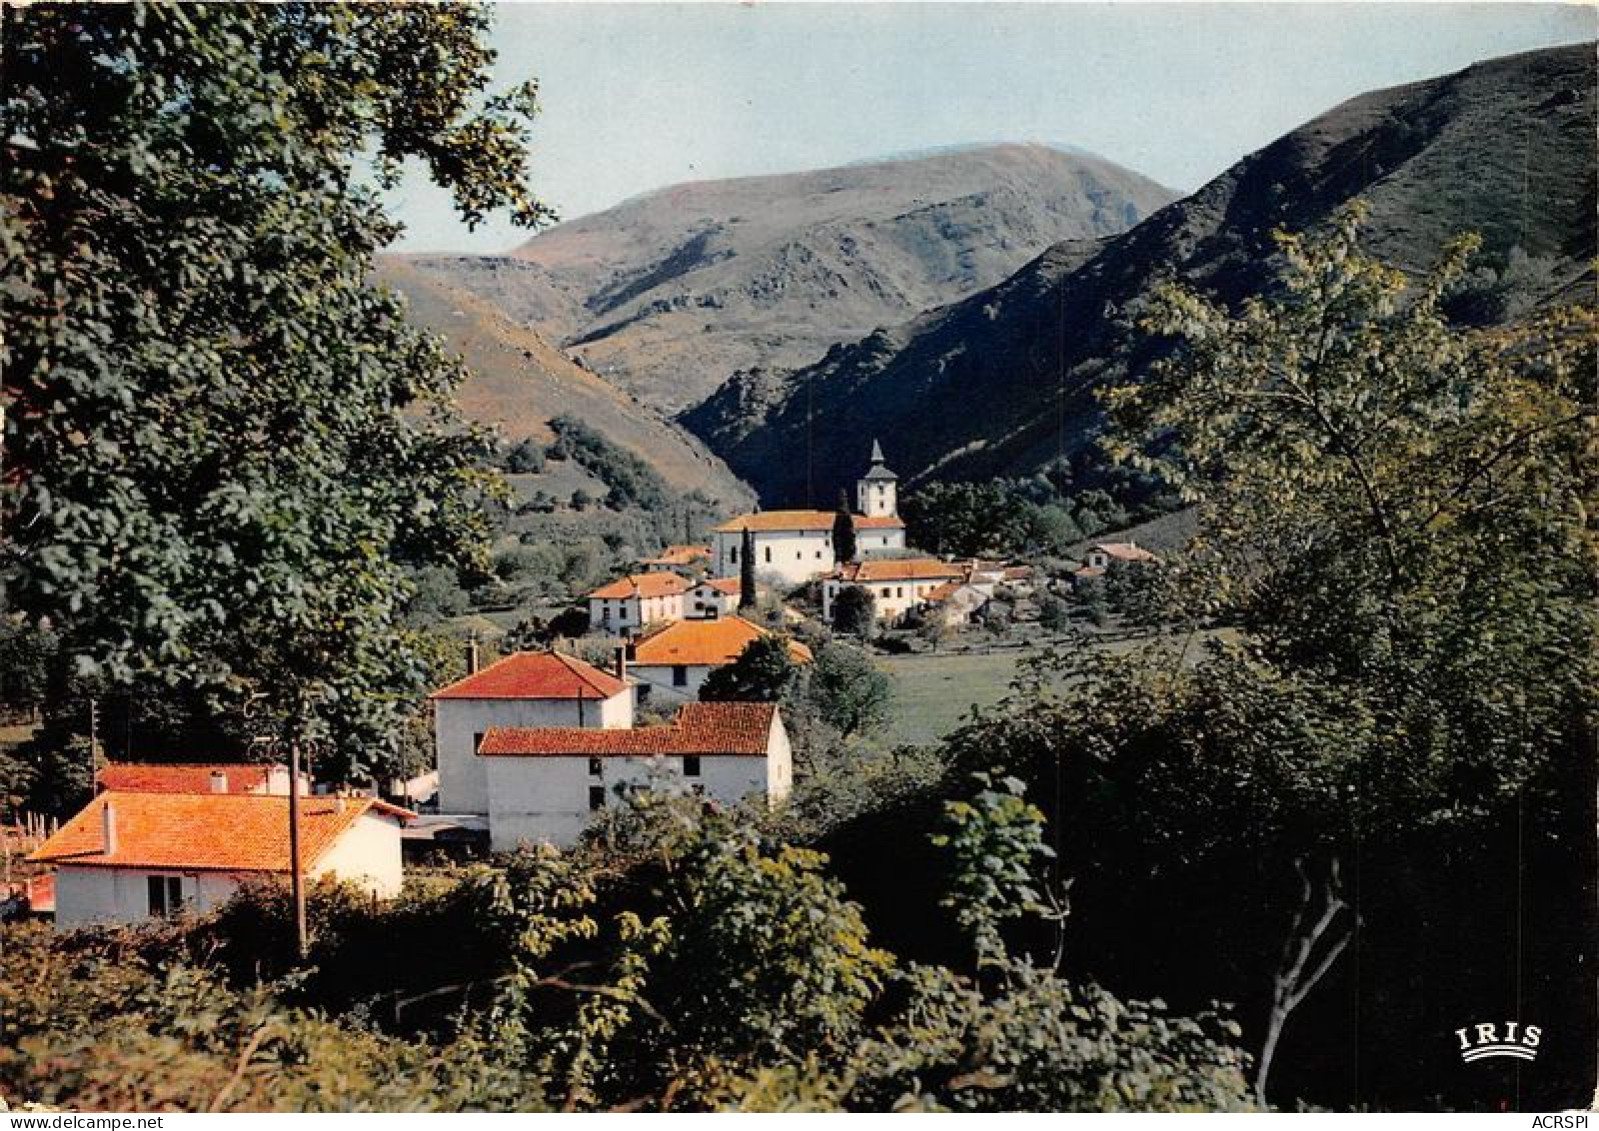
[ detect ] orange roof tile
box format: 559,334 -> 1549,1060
631,616 -> 813,668
98,762 -> 287,795
694,577 -> 743,595
29,793 -> 413,873
432,651 -> 629,701
1092,542 -> 1158,563
714,509 -> 904,533
480,702 -> 778,758
834,558 -> 964,583
587,572 -> 692,600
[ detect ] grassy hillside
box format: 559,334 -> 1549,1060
377,257 -> 754,511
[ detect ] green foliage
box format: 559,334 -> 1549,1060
932,774 -> 1056,970
698,634 -> 800,703
1,1 -> 550,779
658,815 -> 894,1081
804,641 -> 894,740
0,923 -> 546,1112
843,962 -> 1256,1112
502,437 -> 547,474
547,415 -> 669,511
830,585 -> 876,638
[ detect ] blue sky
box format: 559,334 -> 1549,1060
385,2 -> 1596,253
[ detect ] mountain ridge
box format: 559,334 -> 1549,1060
682,43 -> 1597,505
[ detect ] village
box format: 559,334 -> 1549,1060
4,441 -> 1163,929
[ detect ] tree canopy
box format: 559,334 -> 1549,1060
1,2 -> 550,777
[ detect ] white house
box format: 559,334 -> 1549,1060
686,577 -> 743,619
431,651 -> 633,816
628,615 -> 814,706
1074,541 -> 1158,582
476,702 -> 793,850
98,761 -> 307,796
30,791 -> 412,929
710,442 -> 908,585
822,558 -> 967,625
585,572 -> 691,636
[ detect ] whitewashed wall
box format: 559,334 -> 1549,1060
712,529 -> 834,584
311,810 -> 405,897
436,691 -> 632,815
822,575 -> 956,624
630,662 -> 713,708
53,868 -> 240,929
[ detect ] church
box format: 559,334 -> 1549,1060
709,442 -> 907,585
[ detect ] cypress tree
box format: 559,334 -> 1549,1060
833,490 -> 858,565
739,527 -> 757,610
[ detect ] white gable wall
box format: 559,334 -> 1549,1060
436,691 -> 633,815
310,810 -> 405,898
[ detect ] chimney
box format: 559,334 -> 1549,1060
613,645 -> 628,682
209,770 -> 228,794
466,633 -> 481,675
102,799 -> 117,856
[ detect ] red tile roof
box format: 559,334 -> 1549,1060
587,572 -> 692,600
98,762 -> 288,795
29,793 -> 413,873
479,702 -> 779,758
715,509 -> 904,533
833,558 -> 964,583
631,616 -> 813,667
694,577 -> 743,595
432,651 -> 629,701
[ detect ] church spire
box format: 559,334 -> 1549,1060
870,438 -> 886,464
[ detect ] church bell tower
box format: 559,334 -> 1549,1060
856,440 -> 898,518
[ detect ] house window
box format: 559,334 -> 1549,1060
589,785 -> 606,811
672,665 -> 688,687
638,684 -> 652,703
473,731 -> 484,754
730,547 -> 738,563
796,551 -> 802,560
897,587 -> 905,598
588,757 -> 602,777
147,875 -> 184,918
684,755 -> 701,777
815,551 -> 822,559
764,546 -> 772,563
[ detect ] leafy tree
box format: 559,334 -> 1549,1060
503,437 -> 547,474
831,491 -> 858,564
830,586 -> 876,638
1038,594 -> 1072,633
1,2 -> 551,779
738,528 -> 757,610
698,635 -> 800,703
804,642 -> 893,740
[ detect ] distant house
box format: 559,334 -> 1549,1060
821,557 -> 966,625
30,791 -> 412,929
431,651 -> 633,816
1074,541 -> 1158,582
629,615 -> 813,705
586,572 -> 692,636
97,761 -> 307,797
709,443 -> 908,585
686,576 -> 743,619
638,544 -> 711,570
476,702 -> 793,849
922,579 -> 991,627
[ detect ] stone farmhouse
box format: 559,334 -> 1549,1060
31,790 -> 411,929
1074,541 -> 1158,582
476,702 -> 792,850
628,615 -> 814,706
709,443 -> 907,585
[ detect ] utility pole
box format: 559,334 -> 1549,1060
287,739 -> 307,960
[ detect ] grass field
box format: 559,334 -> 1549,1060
878,650 -> 1027,746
